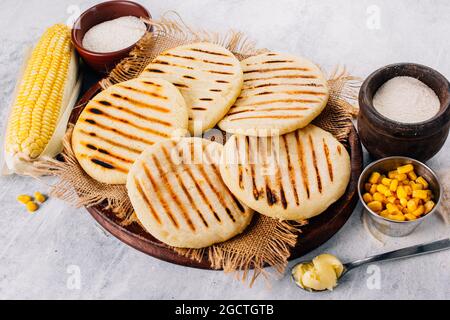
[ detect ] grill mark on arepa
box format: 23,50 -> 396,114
202,145 -> 245,215
246,136 -> 260,200
109,93 -> 170,113
260,138 -> 277,207
235,137 -> 244,190
244,83 -> 324,90
210,89 -> 222,92
89,104 -> 172,127
89,157 -> 128,173
162,52 -> 234,66
173,83 -> 189,88
82,142 -> 134,164
193,148 -> 236,223
143,162 -> 179,229
134,177 -> 162,225
183,75 -> 196,79
184,166 -> 222,223
145,68 -> 165,73
309,134 -> 322,193
78,129 -> 141,155
162,147 -> 209,228
85,109 -> 170,138
229,115 -> 303,122
337,145 -> 342,155
262,60 -> 295,64
296,130 -> 310,199
192,107 -> 207,111
323,138 -> 334,182
227,107 -> 309,116
152,154 -> 196,232
116,85 -> 169,99
152,60 -> 194,70
244,75 -> 318,82
282,135 -> 299,206
82,119 -> 154,146
141,80 -> 162,87
207,70 -> 234,75
190,48 -> 230,57
216,80 -> 229,84
244,67 -> 309,74
236,90 -> 326,100
238,98 -> 321,107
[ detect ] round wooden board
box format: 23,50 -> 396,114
73,82 -> 363,270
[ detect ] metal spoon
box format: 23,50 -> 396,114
291,238 -> 450,293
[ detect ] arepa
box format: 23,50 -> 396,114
126,138 -> 254,249
219,52 -> 329,136
140,42 -> 243,134
72,78 -> 188,184
220,125 -> 350,221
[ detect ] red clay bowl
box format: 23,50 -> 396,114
71,0 -> 152,74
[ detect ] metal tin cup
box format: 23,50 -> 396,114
358,157 -> 442,237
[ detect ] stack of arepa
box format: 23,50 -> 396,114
71,42 -> 351,249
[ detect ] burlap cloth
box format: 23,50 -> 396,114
34,13 -> 361,286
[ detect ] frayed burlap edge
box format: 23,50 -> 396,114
174,217 -> 308,286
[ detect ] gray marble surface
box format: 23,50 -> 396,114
0,0 -> 449,300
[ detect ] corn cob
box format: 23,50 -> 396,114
3,24 -> 80,175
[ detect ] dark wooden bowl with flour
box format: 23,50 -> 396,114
358,63 -> 450,162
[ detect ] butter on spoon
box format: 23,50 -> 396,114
291,238 -> 450,293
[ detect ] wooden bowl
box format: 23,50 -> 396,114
71,0 -> 152,74
358,63 -> 450,162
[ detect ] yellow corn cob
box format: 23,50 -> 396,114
4,24 -> 79,174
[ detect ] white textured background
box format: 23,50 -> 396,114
0,0 -> 449,300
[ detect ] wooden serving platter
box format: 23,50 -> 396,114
71,81 -> 363,270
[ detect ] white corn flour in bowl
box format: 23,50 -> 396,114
82,16 -> 147,53
373,76 -> 440,123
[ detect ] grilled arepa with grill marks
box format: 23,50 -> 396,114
219,52 -> 329,136
139,42 -> 243,134
127,138 -> 254,249
72,78 -> 188,185
220,125 -> 350,221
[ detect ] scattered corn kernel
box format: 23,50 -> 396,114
396,173 -> 407,181
424,201 -> 435,214
412,205 -> 425,217
17,194 -> 32,204
381,178 -> 392,186
369,172 -> 381,184
416,176 -> 429,189
413,190 -> 428,200
369,184 -> 377,195
408,171 -> 418,180
26,202 -> 39,213
34,192 -> 46,203
367,201 -> 383,212
363,193 -> 373,203
405,213 -> 417,221
399,198 -> 408,207
397,164 -> 414,174
390,179 -> 399,192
